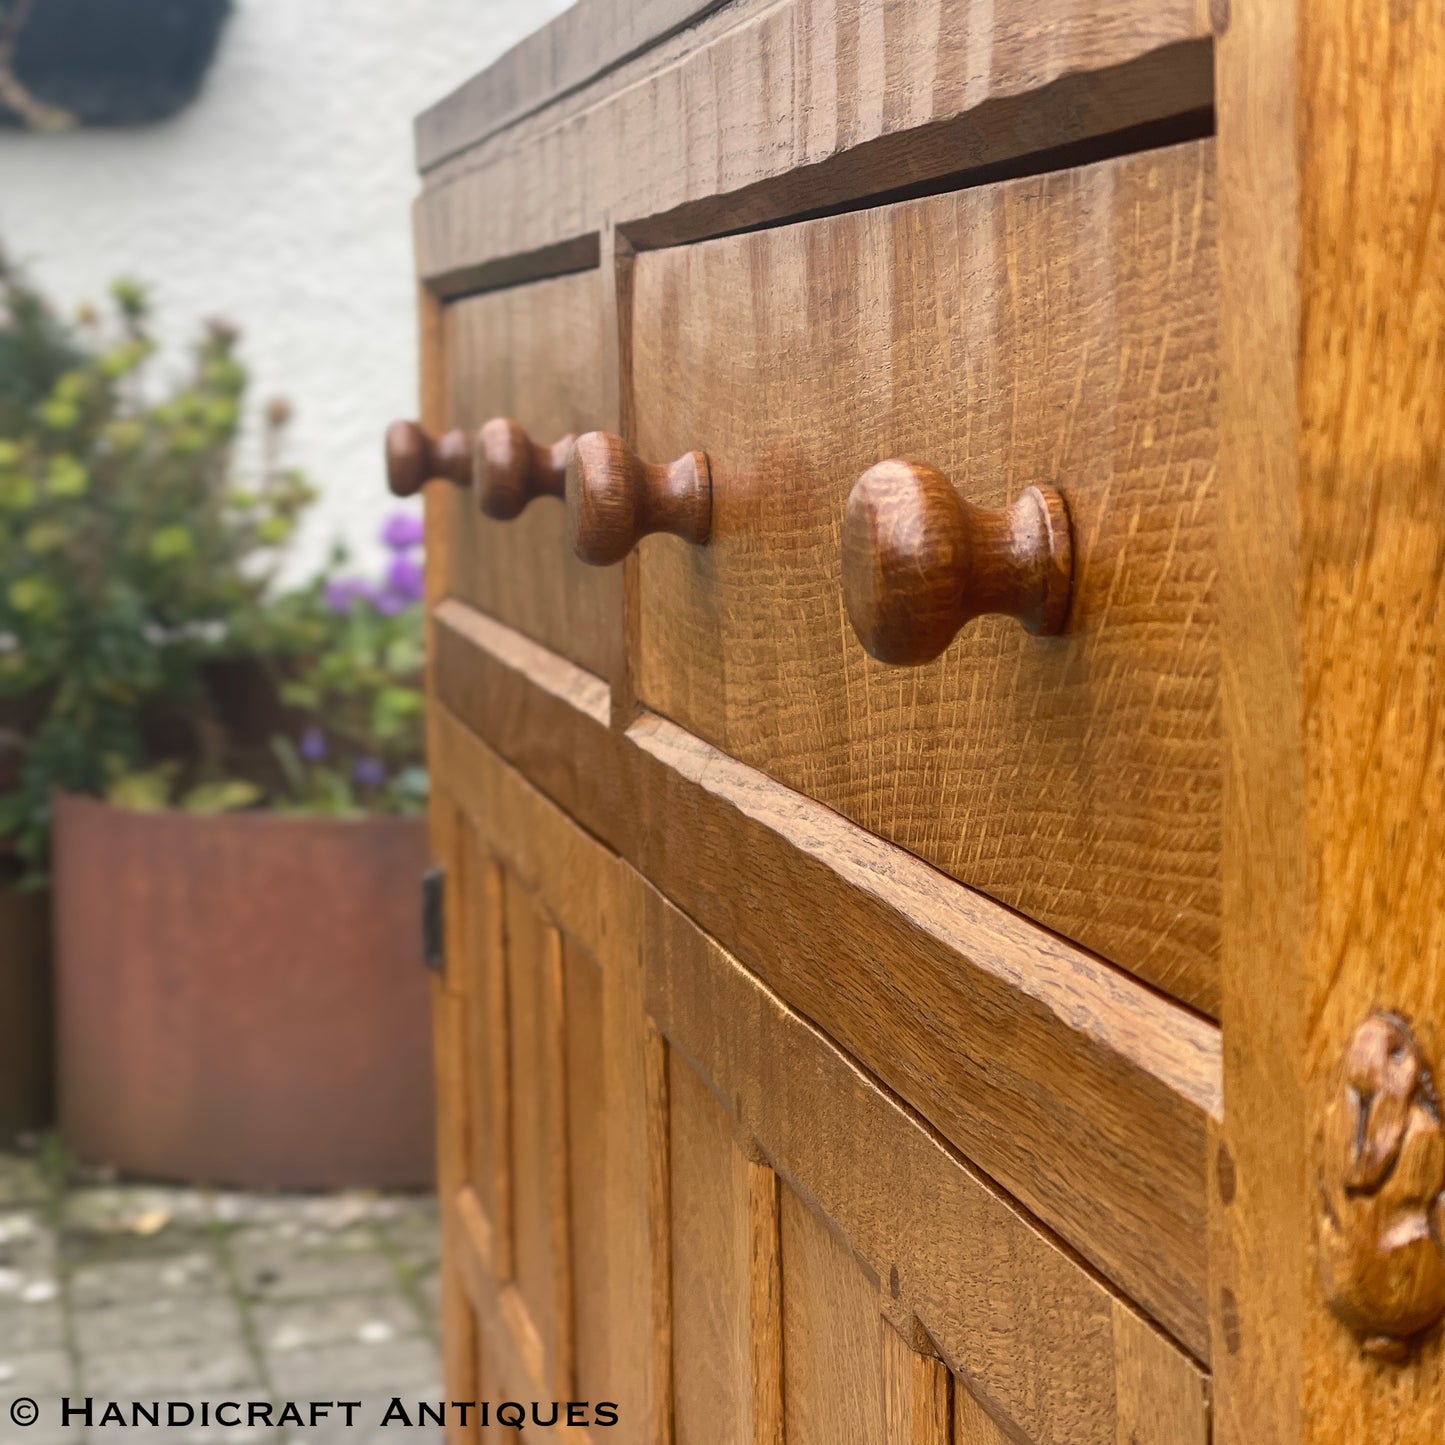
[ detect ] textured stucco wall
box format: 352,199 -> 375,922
0,0 -> 573,577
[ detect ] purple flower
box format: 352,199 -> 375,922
352,757 -> 387,788
381,512 -> 425,551
298,726 -> 327,762
324,577 -> 367,614
385,553 -> 425,604
374,590 -> 405,616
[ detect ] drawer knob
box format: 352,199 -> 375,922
566,431 -> 711,566
842,460 -> 1072,665
385,420 -> 473,497
475,418 -> 575,520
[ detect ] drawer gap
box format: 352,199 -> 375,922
428,232 -> 601,303
625,41 -> 1215,252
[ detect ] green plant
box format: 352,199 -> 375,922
0,250 -> 426,882
265,540 -> 429,818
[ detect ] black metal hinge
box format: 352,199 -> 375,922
422,865 -> 446,974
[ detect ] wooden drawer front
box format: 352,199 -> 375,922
432,737 -> 1210,1445
632,138 -> 1219,1013
442,270 -> 622,681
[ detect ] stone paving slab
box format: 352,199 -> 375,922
0,1351 -> 78,1445
416,1270 -> 441,1320
376,1210 -> 442,1275
0,1298 -> 65,1354
81,1340 -> 261,1396
0,1347 -> 73,1394
60,1186 -> 215,1236
0,1157 -> 48,1211
229,1227 -> 401,1304
0,1149 -> 442,1445
69,1249 -> 227,1308
73,1295 -> 244,1357
252,1294 -> 421,1357
266,1337 -> 442,1395
211,1193 -> 407,1231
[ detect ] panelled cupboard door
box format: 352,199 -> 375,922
432,717 -> 1211,1445
430,779 -> 662,1443
630,137 -> 1219,1016
441,270 -> 623,683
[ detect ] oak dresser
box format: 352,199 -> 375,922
389,3 -> 1445,1441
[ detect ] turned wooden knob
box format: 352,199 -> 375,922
474,418 -> 574,520
842,459 -> 1073,666
385,420 -> 473,497
566,431 -> 711,566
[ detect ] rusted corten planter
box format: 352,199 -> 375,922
52,795 -> 434,1190
0,885 -> 53,1141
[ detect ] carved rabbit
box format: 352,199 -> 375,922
1319,1013 -> 1445,1361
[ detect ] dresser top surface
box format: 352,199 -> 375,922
414,0 -> 727,174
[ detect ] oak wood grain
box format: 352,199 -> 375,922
414,0 -> 1214,287
639,1023 -> 674,1445
747,1161 -> 785,1445
466,845 -> 513,1281
563,939 -> 610,1401
455,1188 -> 591,1439
429,853 -> 479,1444
422,308 -> 479,1445
1213,0 -> 1445,1436
432,602 -> 1219,1357
443,787 -> 669,1441
415,0 -> 732,171
778,1184 -> 887,1445
883,1332 -> 951,1445
598,899 -> 672,1445
442,270 -> 622,682
952,1387 -> 1011,1445
440,723 -> 1210,1442
417,281 -> 452,619
599,217 -> 645,730
668,1054 -> 754,1445
645,877 -> 1210,1443
633,139 -> 1220,1014
1112,1301 -> 1210,1445
502,874 -> 573,1397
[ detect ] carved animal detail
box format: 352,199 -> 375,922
1318,1013 -> 1445,1362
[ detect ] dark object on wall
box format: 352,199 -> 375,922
52,796 -> 435,1190
0,0 -> 232,129
0,885 -> 53,1142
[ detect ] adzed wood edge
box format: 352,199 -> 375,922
416,0 -> 732,173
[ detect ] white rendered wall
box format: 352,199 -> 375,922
0,0 -> 573,578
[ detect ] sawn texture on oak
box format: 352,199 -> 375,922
413,0 -> 1214,287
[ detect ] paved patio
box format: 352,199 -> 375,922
0,1148 -> 444,1443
